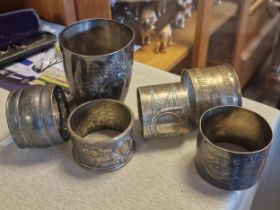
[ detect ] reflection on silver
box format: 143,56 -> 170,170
68,99 -> 135,172
6,84 -> 69,148
195,106 -> 273,190
59,19 -> 135,104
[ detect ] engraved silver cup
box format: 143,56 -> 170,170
181,64 -> 242,120
195,106 -> 273,190
59,19 -> 135,104
6,84 -> 69,148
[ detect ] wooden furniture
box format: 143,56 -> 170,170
0,0 -> 24,14
192,0 -> 213,68
0,0 -> 112,25
23,0 -> 77,25
135,0 -> 238,72
9,0 -> 233,73
1,0 -> 279,88
231,0 -> 280,87
74,0 -> 112,20
208,0 -> 280,88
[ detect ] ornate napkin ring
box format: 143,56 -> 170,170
6,84 -> 69,148
181,64 -> 242,120
137,65 -> 242,139
137,82 -> 196,139
68,99 -> 135,172
195,106 -> 273,190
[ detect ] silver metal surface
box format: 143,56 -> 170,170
137,64 -> 242,139
195,106 -> 273,190
59,19 -> 135,104
68,99 -> 135,172
137,83 -> 196,139
181,64 -> 242,121
6,84 -> 69,148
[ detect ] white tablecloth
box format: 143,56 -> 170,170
0,62 -> 279,210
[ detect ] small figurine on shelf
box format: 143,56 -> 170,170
184,0 -> 193,18
140,7 -> 158,45
175,0 -> 186,29
155,24 -> 173,54
175,9 -> 185,29
174,0 -> 193,29
156,0 -> 168,16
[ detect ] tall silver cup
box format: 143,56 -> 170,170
59,19 -> 135,103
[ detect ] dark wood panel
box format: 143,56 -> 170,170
24,0 -> 77,25
0,0 -> 24,13
74,0 -> 111,20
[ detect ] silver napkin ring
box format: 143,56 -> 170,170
195,106 -> 273,190
6,84 -> 69,148
137,65 -> 242,139
68,99 -> 135,172
181,64 -> 242,120
137,82 -> 196,139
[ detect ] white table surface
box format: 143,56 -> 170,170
0,62 -> 279,210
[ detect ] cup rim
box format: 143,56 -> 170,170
67,99 -> 134,145
199,105 -> 273,155
58,18 -> 135,57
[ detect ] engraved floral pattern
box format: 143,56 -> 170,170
74,136 -> 134,170
69,47 -> 133,102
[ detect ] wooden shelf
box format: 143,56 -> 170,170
134,1 -> 238,71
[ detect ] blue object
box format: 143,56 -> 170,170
18,59 -> 33,66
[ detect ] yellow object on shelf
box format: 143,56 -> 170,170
135,1 -> 238,72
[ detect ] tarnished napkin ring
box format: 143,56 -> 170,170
137,64 -> 242,139
195,106 -> 273,190
181,64 -> 242,120
68,99 -> 135,172
137,83 -> 196,139
6,84 -> 69,148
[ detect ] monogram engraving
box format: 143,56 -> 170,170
147,85 -> 185,137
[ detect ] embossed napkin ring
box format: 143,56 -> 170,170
137,83 -> 196,139
181,64 -> 242,120
6,84 -> 69,148
195,106 -> 273,190
68,99 -> 135,172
